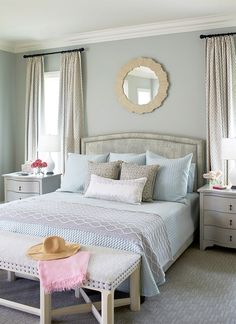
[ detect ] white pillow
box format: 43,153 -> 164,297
60,153 -> 108,192
84,174 -> 147,204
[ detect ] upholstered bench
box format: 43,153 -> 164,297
0,231 -> 141,324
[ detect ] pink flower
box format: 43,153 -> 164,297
31,161 -> 37,168
31,159 -> 47,169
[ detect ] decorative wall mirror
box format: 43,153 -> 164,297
115,57 -> 169,114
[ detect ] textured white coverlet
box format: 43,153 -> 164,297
0,192 -> 173,296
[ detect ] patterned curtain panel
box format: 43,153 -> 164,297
206,35 -> 236,176
58,52 -> 84,172
25,56 -> 45,161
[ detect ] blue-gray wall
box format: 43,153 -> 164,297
1,26 -> 235,193
14,30 -> 207,170
0,50 -> 15,201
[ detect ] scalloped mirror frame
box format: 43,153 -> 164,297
115,57 -> 169,114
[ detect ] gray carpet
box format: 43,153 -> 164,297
0,244 -> 236,324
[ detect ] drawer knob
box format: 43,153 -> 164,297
230,235 -> 233,242
18,186 -> 22,191
230,219 -> 233,226
229,204 -> 233,211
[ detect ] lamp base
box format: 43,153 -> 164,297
45,152 -> 55,175
46,171 -> 54,175
228,162 -> 236,190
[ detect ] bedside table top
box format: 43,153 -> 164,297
198,184 -> 236,194
2,172 -> 61,179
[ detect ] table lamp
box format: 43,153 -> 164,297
38,135 -> 60,175
222,138 -> 236,189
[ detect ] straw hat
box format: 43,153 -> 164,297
27,236 -> 80,261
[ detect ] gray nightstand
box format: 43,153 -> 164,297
198,185 -> 236,250
2,172 -> 61,202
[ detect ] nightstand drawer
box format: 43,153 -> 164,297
3,172 -> 61,203
204,210 -> 236,229
204,226 -> 236,245
204,195 -> 236,213
6,179 -> 40,193
6,191 -> 39,202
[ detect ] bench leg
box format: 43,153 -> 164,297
101,290 -> 114,324
7,271 -> 16,282
40,284 -> 51,324
130,265 -> 140,311
74,288 -> 80,298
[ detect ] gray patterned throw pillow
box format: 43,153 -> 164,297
120,163 -> 160,201
85,161 -> 121,191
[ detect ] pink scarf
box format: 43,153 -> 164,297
38,252 -> 90,293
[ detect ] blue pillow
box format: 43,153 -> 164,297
145,151 -> 196,193
146,150 -> 193,202
60,153 -> 108,192
187,163 -> 196,193
109,152 -> 146,165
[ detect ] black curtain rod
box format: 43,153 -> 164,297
200,32 -> 236,39
23,47 -> 85,58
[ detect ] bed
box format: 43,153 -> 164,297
0,132 -> 205,297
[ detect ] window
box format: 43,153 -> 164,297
137,88 -> 151,105
38,71 -> 60,172
44,71 -> 60,135
123,79 -> 129,97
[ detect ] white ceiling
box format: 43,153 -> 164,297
1,0 -> 236,53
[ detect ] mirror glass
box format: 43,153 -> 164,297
123,66 -> 159,105
116,57 -> 169,114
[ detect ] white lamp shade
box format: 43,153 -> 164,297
221,138 -> 236,160
38,135 -> 60,152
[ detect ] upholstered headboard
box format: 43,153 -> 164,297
81,132 -> 205,189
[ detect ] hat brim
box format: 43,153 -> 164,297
27,243 -> 80,261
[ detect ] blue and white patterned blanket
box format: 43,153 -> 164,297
0,193 -> 172,296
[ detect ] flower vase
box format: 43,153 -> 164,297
208,179 -> 214,188
208,179 -> 222,188
35,168 -> 44,176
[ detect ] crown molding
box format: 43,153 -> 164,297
0,40 -> 15,53
1,14 -> 236,53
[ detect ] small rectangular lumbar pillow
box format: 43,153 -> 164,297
60,153 -> 108,192
120,163 -> 160,202
146,150 -> 193,202
84,174 -> 147,204
109,152 -> 146,165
